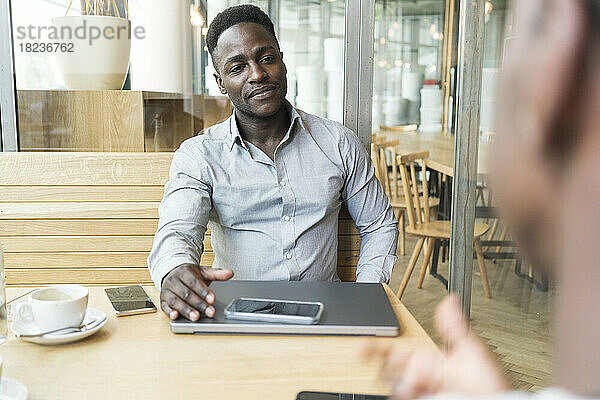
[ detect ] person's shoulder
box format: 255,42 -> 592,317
295,108 -> 355,144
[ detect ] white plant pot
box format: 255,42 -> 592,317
52,16 -> 131,90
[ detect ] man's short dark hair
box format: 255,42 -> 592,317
206,4 -> 278,59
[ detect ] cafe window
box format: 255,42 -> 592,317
373,0 -> 554,392
373,0 -> 446,131
3,0 -> 346,152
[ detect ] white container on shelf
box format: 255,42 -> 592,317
387,67 -> 403,97
129,0 -> 189,93
419,123 -> 442,132
481,68 -> 499,101
480,99 -> 496,133
402,70 -> 424,101
480,68 -> 499,133
326,68 -> 344,101
296,97 -> 324,116
420,85 -> 443,130
372,95 -> 385,130
384,96 -> 409,127
280,40 -> 297,104
420,108 -> 442,122
326,99 -> 343,123
52,16 -> 131,90
323,38 -> 344,71
406,99 -> 421,125
295,65 -> 324,101
420,86 -> 443,108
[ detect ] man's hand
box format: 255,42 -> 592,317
160,264 -> 234,321
361,296 -> 509,399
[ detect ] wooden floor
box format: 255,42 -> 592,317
389,235 -> 555,392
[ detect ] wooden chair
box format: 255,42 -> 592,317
371,141 -> 440,256
395,151 -> 491,299
0,152 -> 362,286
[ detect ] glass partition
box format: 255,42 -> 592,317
471,0 -> 554,391
378,0 -> 555,392
373,0 -> 446,131
278,0 -> 345,122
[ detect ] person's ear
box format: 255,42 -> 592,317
214,73 -> 227,95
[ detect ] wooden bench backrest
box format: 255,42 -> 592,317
0,153 -> 361,286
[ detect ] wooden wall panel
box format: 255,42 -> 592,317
5,267 -> 359,286
5,268 -> 152,286
203,96 -> 233,129
0,220 -> 356,237
1,235 -> 210,253
336,267 -> 358,282
0,153 -> 367,286
17,90 -> 145,152
0,186 -> 164,202
1,236 -> 156,253
2,251 -> 360,269
0,220 -> 159,237
0,203 -> 160,219
2,251 -> 216,268
0,153 -> 173,185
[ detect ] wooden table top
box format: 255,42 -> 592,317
4,285 -> 437,400
376,129 -> 492,178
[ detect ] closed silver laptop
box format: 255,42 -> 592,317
170,281 -> 400,336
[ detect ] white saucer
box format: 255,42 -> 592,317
10,308 -> 107,345
0,377 -> 28,400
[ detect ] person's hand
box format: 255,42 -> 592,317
361,296 -> 509,399
160,264 -> 234,321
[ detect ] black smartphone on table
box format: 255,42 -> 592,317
105,285 -> 157,316
297,391 -> 387,400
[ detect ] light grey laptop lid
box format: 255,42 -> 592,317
170,281 -> 400,337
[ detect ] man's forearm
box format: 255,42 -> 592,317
355,206 -> 398,283
148,222 -> 206,290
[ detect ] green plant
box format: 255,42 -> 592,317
66,0 -> 129,18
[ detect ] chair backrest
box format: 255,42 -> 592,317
397,151 -> 431,229
0,153 -> 361,285
370,139 -> 400,198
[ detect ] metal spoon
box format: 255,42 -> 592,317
16,317 -> 106,338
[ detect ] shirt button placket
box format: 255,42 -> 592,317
277,161 -> 298,280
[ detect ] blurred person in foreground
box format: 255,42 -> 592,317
362,0 -> 600,398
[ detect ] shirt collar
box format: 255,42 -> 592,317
228,100 -> 305,152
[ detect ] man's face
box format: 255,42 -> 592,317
212,22 -> 287,119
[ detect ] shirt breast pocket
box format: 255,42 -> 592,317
294,167 -> 344,216
212,181 -> 282,229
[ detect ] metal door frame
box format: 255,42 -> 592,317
0,0 -> 18,152
344,0 -> 375,150
448,0 -> 485,318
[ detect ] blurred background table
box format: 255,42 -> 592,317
375,129 -> 492,177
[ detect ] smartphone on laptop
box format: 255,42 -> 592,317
105,285 -> 157,317
224,297 -> 323,324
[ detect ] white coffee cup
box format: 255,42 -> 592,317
15,285 -> 88,332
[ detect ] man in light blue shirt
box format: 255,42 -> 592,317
148,4 -> 397,322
